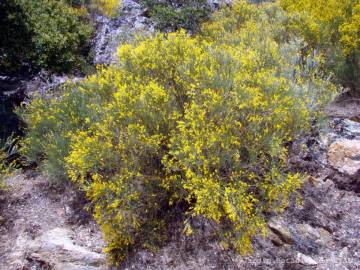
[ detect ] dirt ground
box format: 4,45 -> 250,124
0,172 -> 105,269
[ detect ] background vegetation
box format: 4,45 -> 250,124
0,0 -> 122,75
0,0 -> 94,74
280,0 -> 360,93
20,0 -> 336,262
139,0 -> 213,32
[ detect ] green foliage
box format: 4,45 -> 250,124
20,0 -> 336,263
280,0 -> 360,92
0,0 -> 93,73
140,0 -> 213,32
0,0 -> 32,73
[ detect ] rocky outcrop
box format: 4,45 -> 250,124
327,119 -> 360,179
93,0 -> 154,65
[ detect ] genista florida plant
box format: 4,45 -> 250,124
20,0 -> 336,263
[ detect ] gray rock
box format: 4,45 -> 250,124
24,70 -> 82,98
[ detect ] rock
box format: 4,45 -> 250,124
343,119 -> 360,137
268,218 -> 294,245
27,228 -> 106,269
328,139 -> 360,177
296,252 -> 318,266
93,0 -> 154,65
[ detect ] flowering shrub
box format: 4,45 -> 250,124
20,0 -> 335,263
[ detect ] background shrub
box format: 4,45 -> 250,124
140,0 -> 213,32
20,0 -> 336,263
0,0 -> 93,73
280,0 -> 360,93
0,0 -> 32,74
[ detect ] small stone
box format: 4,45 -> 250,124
296,252 -> 318,266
